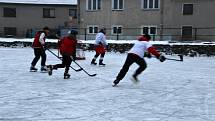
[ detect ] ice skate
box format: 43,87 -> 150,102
40,66 -> 48,73
64,73 -> 70,79
131,75 -> 140,84
91,61 -> 97,65
47,65 -> 53,76
30,66 -> 38,72
91,59 -> 97,65
112,79 -> 119,87
99,60 -> 106,66
99,62 -> 106,66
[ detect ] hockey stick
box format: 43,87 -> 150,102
46,49 -> 82,72
70,57 -> 97,77
166,54 -> 183,62
152,54 -> 183,62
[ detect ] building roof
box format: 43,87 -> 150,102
0,0 -> 77,5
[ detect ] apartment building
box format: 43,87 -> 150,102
78,0 -> 215,41
0,0 -> 77,37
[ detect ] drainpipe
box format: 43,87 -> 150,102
77,0 -> 81,24
77,0 -> 82,40
160,0 -> 164,41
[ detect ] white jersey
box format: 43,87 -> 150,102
128,40 -> 152,58
95,32 -> 108,46
39,32 -> 46,45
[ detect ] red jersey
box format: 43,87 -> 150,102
59,36 -> 77,56
32,31 -> 46,48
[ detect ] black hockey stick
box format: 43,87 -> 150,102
70,57 -> 97,77
166,54 -> 183,62
152,54 -> 183,62
46,49 -> 82,72
47,49 -> 96,76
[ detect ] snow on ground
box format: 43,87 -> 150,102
1,37 -> 215,45
0,48 -> 215,121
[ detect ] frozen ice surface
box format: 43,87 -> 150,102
0,48 -> 215,121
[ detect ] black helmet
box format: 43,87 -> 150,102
99,28 -> 106,34
43,26 -> 50,31
68,30 -> 78,35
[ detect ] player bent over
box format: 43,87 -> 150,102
113,34 -> 166,86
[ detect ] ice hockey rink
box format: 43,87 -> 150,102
0,48 -> 215,121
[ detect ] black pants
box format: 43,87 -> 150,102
53,55 -> 72,73
31,48 -> 46,66
93,52 -> 105,60
116,53 -> 147,81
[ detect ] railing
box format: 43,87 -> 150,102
1,27 -> 215,42
77,27 -> 215,42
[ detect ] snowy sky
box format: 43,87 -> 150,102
0,0 -> 77,5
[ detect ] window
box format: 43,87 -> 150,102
4,27 -> 17,36
88,25 -> 98,34
69,9 -> 77,18
43,8 -> 55,18
112,26 -> 122,35
183,4 -> 193,15
86,0 -> 101,11
182,26 -> 192,39
112,0 -> 124,10
3,8 -> 16,17
142,0 -> 159,9
142,26 -> 157,35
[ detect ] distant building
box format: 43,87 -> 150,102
78,0 -> 215,41
0,0 -> 77,38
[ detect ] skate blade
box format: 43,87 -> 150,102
40,71 -> 48,73
112,82 -> 118,87
64,75 -> 70,79
30,70 -> 37,72
130,77 -> 140,85
64,77 -> 70,79
48,71 -> 52,76
112,84 -> 118,87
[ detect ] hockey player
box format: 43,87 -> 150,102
91,28 -> 108,66
47,30 -> 78,79
112,34 -> 166,86
30,26 -> 50,72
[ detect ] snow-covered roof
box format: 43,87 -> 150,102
0,0 -> 77,5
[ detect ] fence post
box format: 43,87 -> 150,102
153,34 -> 155,41
194,28 -> 197,41
84,28 -> 87,41
159,26 -> 163,41
117,28 -> 119,40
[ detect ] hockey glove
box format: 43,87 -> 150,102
158,54 -> 166,62
144,52 -> 152,58
105,45 -> 109,51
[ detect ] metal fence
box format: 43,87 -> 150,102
77,27 -> 215,42
1,27 -> 215,42
0,27 -> 62,39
